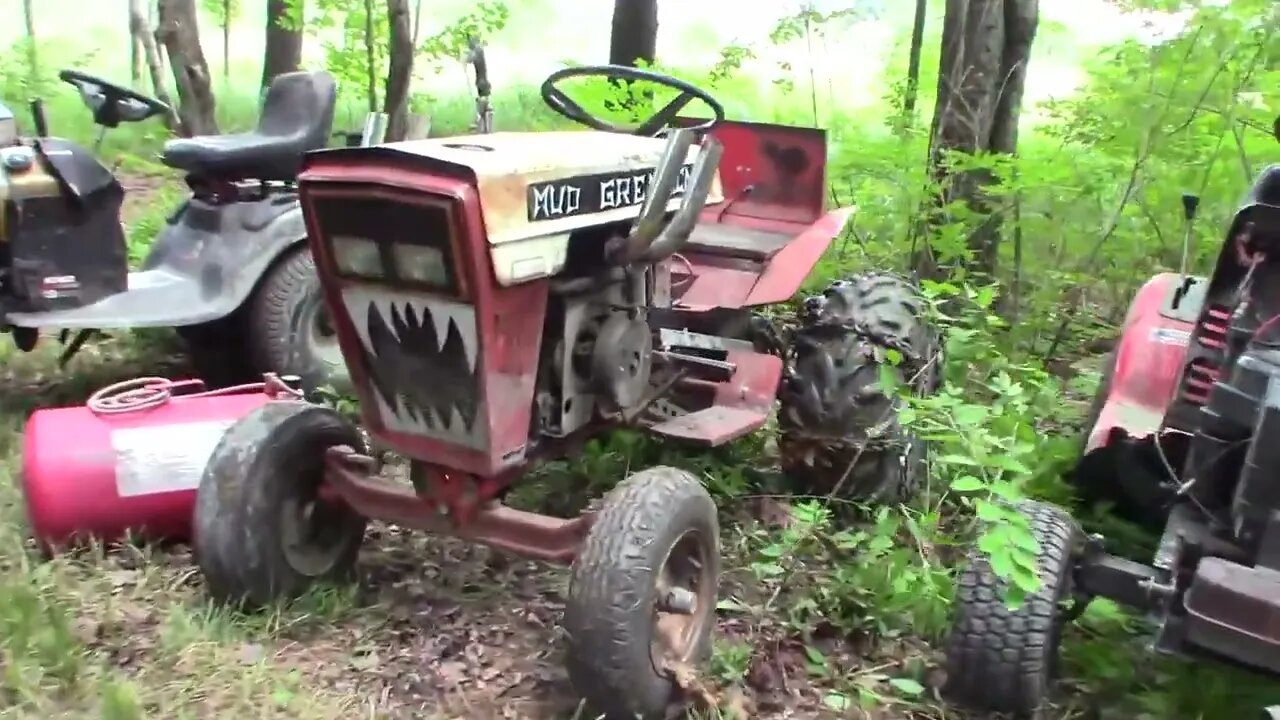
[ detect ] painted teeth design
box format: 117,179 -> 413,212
356,294 -> 478,373
340,286 -> 486,447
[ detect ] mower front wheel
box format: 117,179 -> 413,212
943,500 -> 1082,718
564,466 -> 721,720
194,401 -> 367,609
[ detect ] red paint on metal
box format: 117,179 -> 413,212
691,118 -> 828,225
646,350 -> 780,446
1087,272 -> 1195,453
322,447 -> 590,564
300,160 -> 546,479
22,385 -> 274,552
669,208 -> 852,311
716,350 -> 783,410
743,207 -> 853,306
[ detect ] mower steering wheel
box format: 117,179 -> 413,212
58,69 -> 170,129
540,65 -> 725,137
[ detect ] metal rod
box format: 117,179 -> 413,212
360,112 -> 389,146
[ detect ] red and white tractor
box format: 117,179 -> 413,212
192,65 -> 937,719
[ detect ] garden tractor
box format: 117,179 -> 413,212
944,122 -> 1280,717
191,64 -> 938,719
0,68 -> 346,387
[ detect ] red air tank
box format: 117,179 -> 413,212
21,375 -> 301,552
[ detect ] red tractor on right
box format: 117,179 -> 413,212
943,125 -> 1280,718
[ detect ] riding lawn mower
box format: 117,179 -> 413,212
0,68 -> 346,385
191,64 -> 938,719
944,122 -> 1280,717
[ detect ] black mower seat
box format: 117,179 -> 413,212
161,70 -> 337,182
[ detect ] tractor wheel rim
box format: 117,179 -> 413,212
280,494 -> 351,577
650,528 -> 715,673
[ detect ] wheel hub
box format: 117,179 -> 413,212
650,529 -> 714,672
280,494 -> 354,577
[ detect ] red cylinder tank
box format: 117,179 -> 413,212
21,376 -> 300,552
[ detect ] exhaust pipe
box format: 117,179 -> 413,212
607,129 -> 696,265
641,136 -> 723,263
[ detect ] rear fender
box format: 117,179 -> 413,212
661,118 -> 856,309
8,195 -> 309,329
669,207 -> 853,311
140,194 -> 308,313
744,207 -> 854,306
688,118 -> 829,225
1087,272 -> 1202,453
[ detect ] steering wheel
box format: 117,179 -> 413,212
540,65 -> 725,137
59,70 -> 170,129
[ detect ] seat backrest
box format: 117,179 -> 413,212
257,71 -> 337,153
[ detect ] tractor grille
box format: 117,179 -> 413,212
307,187 -> 460,296
1183,303 -> 1231,405
303,184 -> 487,449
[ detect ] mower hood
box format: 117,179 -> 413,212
305,131 -> 723,245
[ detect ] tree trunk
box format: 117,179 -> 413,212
130,0 -> 180,131
609,0 -> 658,67
363,0 -> 378,113
21,0 -> 39,87
261,0 -> 302,89
383,0 -> 413,142
130,30 -> 145,87
411,0 -> 424,45
222,0 -> 231,86
903,0 -> 928,121
156,0 -> 219,137
916,0 -> 1038,280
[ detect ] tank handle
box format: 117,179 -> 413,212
87,374 -> 303,415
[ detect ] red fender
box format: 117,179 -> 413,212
1087,272 -> 1199,453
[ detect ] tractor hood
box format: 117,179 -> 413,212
306,130 -> 723,245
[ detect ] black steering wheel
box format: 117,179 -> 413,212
59,69 -> 170,129
540,65 -> 725,137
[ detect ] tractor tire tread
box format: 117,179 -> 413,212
248,246 -> 315,375
778,272 -> 939,502
943,500 -> 1080,717
564,466 -> 720,720
194,401 -> 366,609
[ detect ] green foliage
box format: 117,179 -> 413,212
897,282 -> 1074,605
299,0 -> 509,113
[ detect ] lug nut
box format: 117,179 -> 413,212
660,587 -> 697,615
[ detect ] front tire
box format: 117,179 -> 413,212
943,500 -> 1081,718
194,401 -> 367,609
777,273 -> 940,503
248,246 -> 348,394
564,467 -> 720,720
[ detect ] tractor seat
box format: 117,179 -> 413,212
161,70 -> 337,182
685,222 -> 793,261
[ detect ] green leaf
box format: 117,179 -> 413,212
975,500 -> 1006,522
990,454 -> 1033,475
888,677 -> 926,696
954,404 -> 989,424
950,475 -> 985,492
823,692 -> 852,710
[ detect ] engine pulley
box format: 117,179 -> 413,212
591,313 -> 653,411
